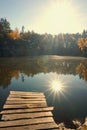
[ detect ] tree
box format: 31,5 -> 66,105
78,38 -> 87,56
0,18 -> 11,42
78,30 -> 87,54
82,29 -> 87,38
0,18 -> 10,33
21,26 -> 24,34
9,28 -> 20,40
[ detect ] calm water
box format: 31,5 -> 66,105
0,55 -> 87,128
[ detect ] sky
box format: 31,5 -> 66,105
0,0 -> 87,34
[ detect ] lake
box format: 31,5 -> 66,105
0,55 -> 87,128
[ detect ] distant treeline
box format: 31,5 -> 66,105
0,18 -> 87,57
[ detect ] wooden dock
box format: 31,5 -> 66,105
0,91 -> 59,130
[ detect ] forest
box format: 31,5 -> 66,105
0,18 -> 87,57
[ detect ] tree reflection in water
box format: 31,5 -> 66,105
0,56 -> 87,88
76,62 -> 87,81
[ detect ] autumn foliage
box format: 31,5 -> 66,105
9,28 -> 20,40
78,38 -> 87,50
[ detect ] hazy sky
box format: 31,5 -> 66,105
0,0 -> 87,34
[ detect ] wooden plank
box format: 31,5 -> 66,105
0,122 -> 58,130
8,96 -> 45,100
2,111 -> 52,121
6,100 -> 46,104
3,103 -> 47,109
10,91 -> 44,96
9,94 -> 44,97
10,91 -> 43,94
0,117 -> 54,127
9,94 -> 45,98
0,107 -> 53,114
7,97 -> 46,101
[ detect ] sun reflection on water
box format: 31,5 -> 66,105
51,80 -> 63,92
45,75 -> 68,101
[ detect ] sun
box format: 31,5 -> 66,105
32,0 -> 81,34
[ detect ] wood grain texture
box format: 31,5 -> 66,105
0,107 -> 53,114
2,111 -> 52,120
0,91 -> 58,130
0,122 -> 58,130
0,117 -> 54,127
